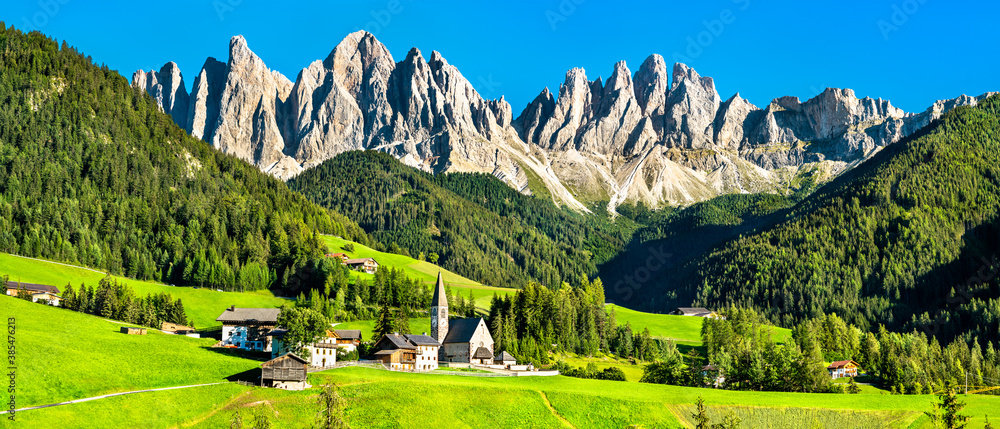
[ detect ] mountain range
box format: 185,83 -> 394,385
133,31 -> 995,212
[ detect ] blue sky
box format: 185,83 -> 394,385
4,0 -> 997,113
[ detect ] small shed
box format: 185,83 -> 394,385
673,307 -> 719,318
261,353 -> 310,390
494,351 -> 517,366
121,327 -> 147,335
161,322 -> 197,336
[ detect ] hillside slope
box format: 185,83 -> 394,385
289,150 -> 633,287
0,24 -> 367,292
684,95 -> 1000,342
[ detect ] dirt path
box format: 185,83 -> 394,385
538,390 -> 576,428
0,383 -> 228,415
174,390 -> 254,428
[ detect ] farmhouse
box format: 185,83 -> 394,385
269,328 -> 359,368
827,360 -> 861,379
673,307 -> 719,318
373,333 -> 418,371
5,281 -> 61,306
216,306 -> 280,352
343,257 -> 379,274
332,329 -> 362,352
430,271 -> 494,363
261,353 -> 310,390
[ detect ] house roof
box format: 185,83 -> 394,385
161,322 -> 195,332
495,351 -> 516,362
827,360 -> 860,369
379,333 -> 416,350
334,329 -> 362,340
404,334 -> 441,347
263,353 -> 308,366
443,318 -> 484,344
5,281 -> 60,295
472,346 -> 494,360
432,271 -> 447,308
216,307 -> 280,324
344,258 -> 377,265
676,307 -> 712,315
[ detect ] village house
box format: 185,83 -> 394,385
430,272 -> 495,363
373,333 -> 419,371
701,364 -> 725,388
269,328 -> 363,368
373,332 -> 441,371
325,252 -> 347,259
827,360 -> 861,379
5,281 -> 61,306
216,306 -> 280,352
261,353 -> 310,390
673,307 -> 720,318
343,257 -> 379,274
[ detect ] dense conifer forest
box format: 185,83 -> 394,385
0,25 -> 368,291
688,96 -> 1000,344
288,151 -> 634,288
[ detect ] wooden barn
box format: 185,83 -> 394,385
261,353 -> 310,390
121,327 -> 147,335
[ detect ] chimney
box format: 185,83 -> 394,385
228,305 -> 235,311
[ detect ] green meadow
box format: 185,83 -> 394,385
321,235 -> 515,309
607,304 -> 794,346
2,295 -> 262,408
25,366 -> 995,429
0,252 -> 288,328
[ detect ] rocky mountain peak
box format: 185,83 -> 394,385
634,54 -> 669,118
131,61 -> 189,129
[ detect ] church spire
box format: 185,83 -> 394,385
432,271 -> 447,308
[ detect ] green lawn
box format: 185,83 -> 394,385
321,235 -> 515,309
0,253 -> 288,328
607,304 -> 794,346
3,295 -> 264,408
553,352 -> 647,382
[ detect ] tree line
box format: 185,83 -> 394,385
0,24 -> 369,295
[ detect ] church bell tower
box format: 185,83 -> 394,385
431,271 -> 449,345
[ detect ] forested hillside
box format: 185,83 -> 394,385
689,96 -> 1000,343
0,24 -> 368,290
288,151 -> 633,288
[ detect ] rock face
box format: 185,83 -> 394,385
132,62 -> 189,127
133,33 -> 994,212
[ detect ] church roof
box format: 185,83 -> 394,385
472,346 -> 494,360
432,271 -> 447,308
443,318 -> 484,344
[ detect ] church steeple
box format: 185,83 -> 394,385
431,271 -> 449,344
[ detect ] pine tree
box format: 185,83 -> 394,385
315,383 -> 348,429
847,376 -> 861,394
373,301 -> 394,339
940,385 -> 969,429
693,396 -> 711,429
394,308 -> 412,334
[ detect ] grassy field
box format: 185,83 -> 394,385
0,253 -> 288,328
607,304 -> 794,346
321,235 -> 515,309
2,295 -> 266,408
